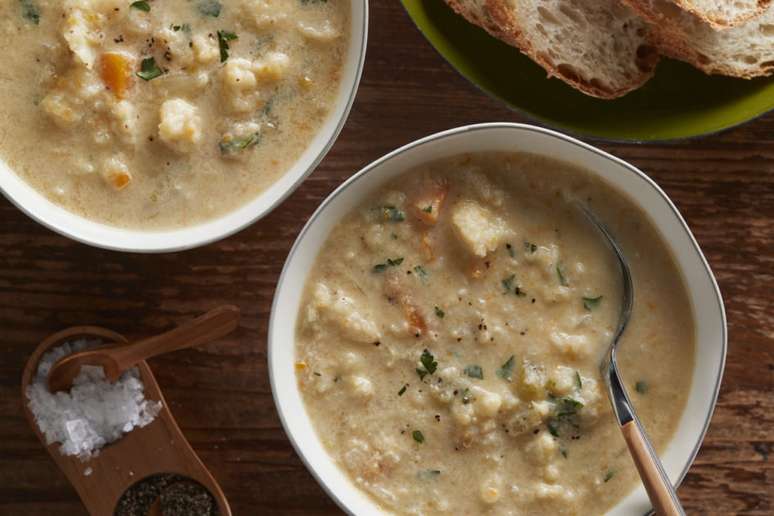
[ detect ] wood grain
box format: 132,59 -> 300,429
0,1 -> 772,514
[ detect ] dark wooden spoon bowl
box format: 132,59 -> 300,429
21,326 -> 232,516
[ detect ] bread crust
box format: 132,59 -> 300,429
443,0 -> 659,99
668,0 -> 771,29
624,0 -> 774,78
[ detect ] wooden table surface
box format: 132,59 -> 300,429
1,2 -> 772,515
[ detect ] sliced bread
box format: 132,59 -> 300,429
665,0 -> 770,28
444,0 -> 660,99
625,0 -> 774,78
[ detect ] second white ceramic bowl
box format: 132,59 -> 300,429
269,123 -> 727,515
0,0 -> 368,253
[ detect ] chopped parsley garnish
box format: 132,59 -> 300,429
555,397 -> 584,416
373,257 -> 404,273
635,381 -> 649,394
130,1 -> 150,12
412,430 -> 425,444
398,384 -> 408,396
502,274 -> 515,294
217,30 -> 238,62
461,388 -> 472,404
556,265 -> 569,286
414,265 -> 428,282
434,306 -> 445,318
583,295 -> 602,310
172,23 -> 192,32
524,241 -> 537,253
20,0 -> 40,24
603,470 -> 615,482
464,365 -> 483,379
575,371 -> 583,390
422,205 -> 433,213
506,243 -> 515,258
417,469 -> 441,479
501,274 -> 526,296
496,355 -> 515,382
136,57 -> 163,81
546,397 -> 584,438
196,0 -> 222,17
378,205 -> 405,222
416,349 -> 437,380
219,132 -> 260,155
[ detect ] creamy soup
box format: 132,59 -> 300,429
295,153 -> 695,515
0,0 -> 349,228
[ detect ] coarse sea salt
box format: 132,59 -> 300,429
25,339 -> 162,462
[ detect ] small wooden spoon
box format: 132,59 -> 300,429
48,305 -> 240,393
22,326 -> 232,516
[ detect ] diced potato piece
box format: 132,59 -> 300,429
222,58 -> 259,113
451,200 -> 511,257
100,156 -> 131,191
40,93 -> 81,128
312,283 -> 381,343
158,99 -> 203,153
471,386 -> 502,418
192,33 -> 219,65
517,361 -> 547,400
297,20 -> 340,42
253,52 -> 290,82
549,330 -> 591,357
526,431 -> 558,465
99,52 -> 133,98
156,27 -> 194,68
62,9 -> 99,68
242,0 -> 290,29
110,100 -> 137,144
548,366 -> 578,396
504,403 -> 545,437
479,478 -> 501,504
348,375 -> 374,399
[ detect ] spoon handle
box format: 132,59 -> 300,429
605,360 -> 684,516
112,305 -> 240,371
621,419 -> 683,516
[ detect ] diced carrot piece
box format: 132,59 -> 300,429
100,52 -> 133,99
111,171 -> 132,190
412,179 -> 449,225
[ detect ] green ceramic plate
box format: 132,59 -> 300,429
402,0 -> 774,141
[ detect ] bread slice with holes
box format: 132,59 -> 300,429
625,0 -> 774,78
663,0 -> 771,28
444,0 -> 660,99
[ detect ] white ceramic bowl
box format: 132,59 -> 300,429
269,123 -> 727,515
0,2 -> 368,253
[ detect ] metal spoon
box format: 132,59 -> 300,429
579,205 -> 684,516
47,305 -> 240,393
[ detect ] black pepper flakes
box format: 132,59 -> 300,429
114,474 -> 218,516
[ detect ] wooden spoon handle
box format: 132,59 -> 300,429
112,306 -> 240,371
621,420 -> 683,516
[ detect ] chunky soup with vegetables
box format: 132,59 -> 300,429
295,153 -> 695,515
0,0 -> 349,228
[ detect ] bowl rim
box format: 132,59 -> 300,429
268,122 -> 728,515
0,0 -> 369,254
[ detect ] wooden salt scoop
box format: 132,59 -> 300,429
48,305 -> 239,393
21,310 -> 238,516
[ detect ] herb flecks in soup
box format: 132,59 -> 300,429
0,0 -> 349,228
295,153 -> 695,515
